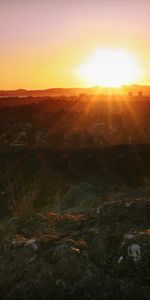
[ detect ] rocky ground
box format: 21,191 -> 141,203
0,144 -> 150,299
0,196 -> 150,300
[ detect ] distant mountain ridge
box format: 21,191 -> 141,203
0,85 -> 150,97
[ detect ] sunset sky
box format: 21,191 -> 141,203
0,0 -> 150,89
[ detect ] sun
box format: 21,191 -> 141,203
77,48 -> 141,87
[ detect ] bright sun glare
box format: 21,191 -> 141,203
77,48 -> 141,87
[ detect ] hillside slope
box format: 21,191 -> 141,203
0,144 -> 150,299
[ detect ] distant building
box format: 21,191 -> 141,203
128,92 -> 133,97
138,91 -> 143,97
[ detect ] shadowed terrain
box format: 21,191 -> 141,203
0,144 -> 150,299
0,95 -> 150,299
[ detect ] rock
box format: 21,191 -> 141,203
124,233 -> 134,240
25,239 -> 38,251
118,256 -> 123,264
128,243 -> 141,262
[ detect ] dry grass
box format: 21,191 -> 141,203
5,178 -> 39,217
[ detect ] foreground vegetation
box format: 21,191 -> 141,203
0,144 -> 149,299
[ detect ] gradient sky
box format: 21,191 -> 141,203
0,0 -> 150,89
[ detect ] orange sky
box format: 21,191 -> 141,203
0,0 -> 150,89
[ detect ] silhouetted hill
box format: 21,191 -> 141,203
0,85 -> 150,97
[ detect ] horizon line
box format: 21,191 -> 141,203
0,84 -> 150,92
